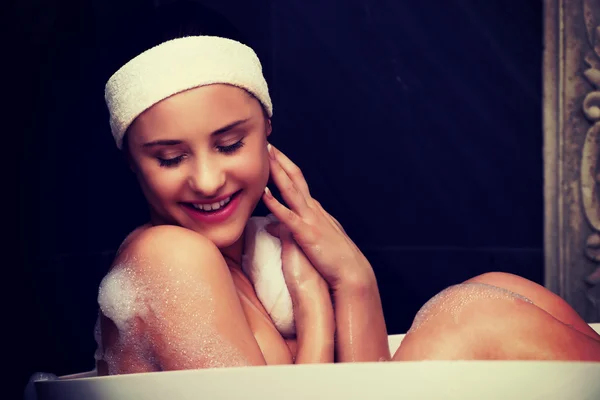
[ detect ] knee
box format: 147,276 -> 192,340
464,271 -> 525,287
407,282 -> 532,334
463,272 -> 551,303
395,282 -> 600,361
394,283 -> 536,360
461,272 -> 596,337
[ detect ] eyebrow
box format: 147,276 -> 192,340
142,118 -> 251,148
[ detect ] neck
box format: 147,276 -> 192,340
220,234 -> 245,270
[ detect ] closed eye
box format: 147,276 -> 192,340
158,155 -> 185,168
217,140 -> 245,154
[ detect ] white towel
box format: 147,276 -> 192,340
242,214 -> 295,338
104,36 -> 273,149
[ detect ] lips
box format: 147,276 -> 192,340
190,195 -> 233,212
181,190 -> 242,224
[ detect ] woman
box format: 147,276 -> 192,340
95,1 -> 600,375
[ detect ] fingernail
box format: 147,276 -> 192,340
267,143 -> 275,160
264,186 -> 272,197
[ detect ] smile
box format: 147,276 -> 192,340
191,196 -> 232,212
181,191 -> 242,224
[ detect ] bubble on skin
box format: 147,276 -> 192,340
97,258 -> 249,374
98,266 -> 148,334
407,282 -> 534,333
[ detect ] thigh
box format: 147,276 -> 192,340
392,282 -> 600,361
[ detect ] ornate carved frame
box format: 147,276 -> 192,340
544,0 -> 600,322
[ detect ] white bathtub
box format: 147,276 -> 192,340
30,324 -> 600,400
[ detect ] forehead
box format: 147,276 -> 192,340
129,84 -> 262,140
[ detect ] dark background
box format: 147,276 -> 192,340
16,0 -> 543,397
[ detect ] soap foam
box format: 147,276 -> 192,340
97,258 -> 249,374
98,265 -> 148,334
408,282 -> 534,333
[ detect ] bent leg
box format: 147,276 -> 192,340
392,282 -> 600,361
464,272 -> 599,340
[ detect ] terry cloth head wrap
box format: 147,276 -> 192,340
104,36 -> 273,149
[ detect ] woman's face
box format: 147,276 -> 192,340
126,84 -> 271,249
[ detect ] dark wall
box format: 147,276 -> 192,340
268,0 -> 543,333
17,0 -> 543,397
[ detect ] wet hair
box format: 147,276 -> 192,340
115,1 -> 252,156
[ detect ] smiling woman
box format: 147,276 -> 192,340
122,84 -> 272,250
95,1 -> 330,374
93,0 -> 600,378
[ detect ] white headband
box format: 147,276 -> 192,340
104,36 -> 273,149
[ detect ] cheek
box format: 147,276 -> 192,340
234,148 -> 269,186
139,166 -> 183,200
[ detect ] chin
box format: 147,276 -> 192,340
190,217 -> 247,248
206,229 -> 244,250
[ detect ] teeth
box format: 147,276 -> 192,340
192,196 -> 231,212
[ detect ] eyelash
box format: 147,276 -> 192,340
157,140 -> 245,168
158,156 -> 184,168
218,140 -> 245,154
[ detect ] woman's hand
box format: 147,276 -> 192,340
262,143 -> 390,362
262,143 -> 374,291
266,221 -> 334,364
266,222 -> 328,298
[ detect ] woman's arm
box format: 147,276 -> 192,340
291,278 -> 335,363
99,225 -> 267,374
262,144 -> 389,363
267,222 -> 335,364
333,269 -> 390,362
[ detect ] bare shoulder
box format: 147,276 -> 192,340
112,224 -> 226,277
104,225 -> 234,313
99,224 -> 267,371
118,224 -> 219,255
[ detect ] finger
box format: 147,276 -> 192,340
268,144 -> 311,198
278,225 -> 325,290
323,210 -> 360,252
279,223 -> 294,243
263,187 -> 315,243
312,199 -> 346,235
268,146 -> 313,218
312,200 -> 359,253
265,222 -> 281,238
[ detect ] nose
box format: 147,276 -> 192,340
187,157 -> 226,197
